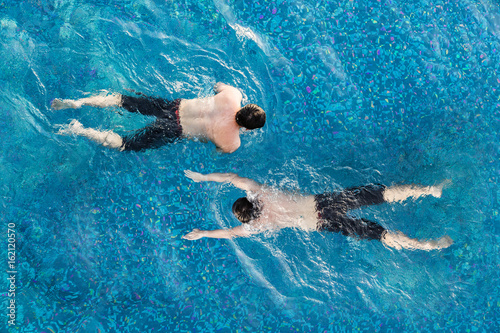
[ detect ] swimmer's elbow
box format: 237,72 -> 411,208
216,147 -> 231,153
217,144 -> 239,154
214,82 -> 228,94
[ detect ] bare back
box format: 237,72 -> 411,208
248,189 -> 318,232
178,85 -> 243,153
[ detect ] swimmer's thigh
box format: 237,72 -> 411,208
121,120 -> 178,151
319,214 -> 386,241
340,184 -> 387,210
121,94 -> 170,118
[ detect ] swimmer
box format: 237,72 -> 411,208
52,83 -> 265,153
182,171 -> 454,251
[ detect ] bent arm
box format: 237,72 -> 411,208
184,170 -> 262,192
183,225 -> 256,240
214,82 -> 230,94
213,83 -> 242,100
215,139 -> 240,154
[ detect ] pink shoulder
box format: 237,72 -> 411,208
219,85 -> 242,99
216,132 -> 241,153
220,140 -> 240,153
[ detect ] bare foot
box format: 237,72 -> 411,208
57,119 -> 84,135
430,179 -> 452,198
51,98 -> 81,110
432,235 -> 454,249
420,235 -> 454,250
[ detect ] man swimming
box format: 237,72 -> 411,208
182,170 -> 453,251
52,83 -> 265,153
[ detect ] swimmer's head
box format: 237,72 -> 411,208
232,197 -> 261,223
235,104 -> 266,130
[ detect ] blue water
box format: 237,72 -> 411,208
1,0 -> 499,331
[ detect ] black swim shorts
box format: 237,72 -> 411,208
120,94 -> 183,151
315,184 -> 387,241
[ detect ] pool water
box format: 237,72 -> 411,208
1,0 -> 499,331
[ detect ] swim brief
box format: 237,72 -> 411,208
315,184 -> 387,241
120,93 -> 182,152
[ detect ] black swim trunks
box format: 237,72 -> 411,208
120,93 -> 183,151
315,184 -> 387,241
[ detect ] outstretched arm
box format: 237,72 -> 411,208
184,170 -> 262,192
183,225 -> 256,240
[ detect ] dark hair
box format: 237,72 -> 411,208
232,197 -> 261,223
235,104 -> 266,129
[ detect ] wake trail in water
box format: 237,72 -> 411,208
213,0 -> 291,70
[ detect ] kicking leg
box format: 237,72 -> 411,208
51,93 -> 122,110
381,231 -> 453,251
58,119 -> 124,150
383,180 -> 451,203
